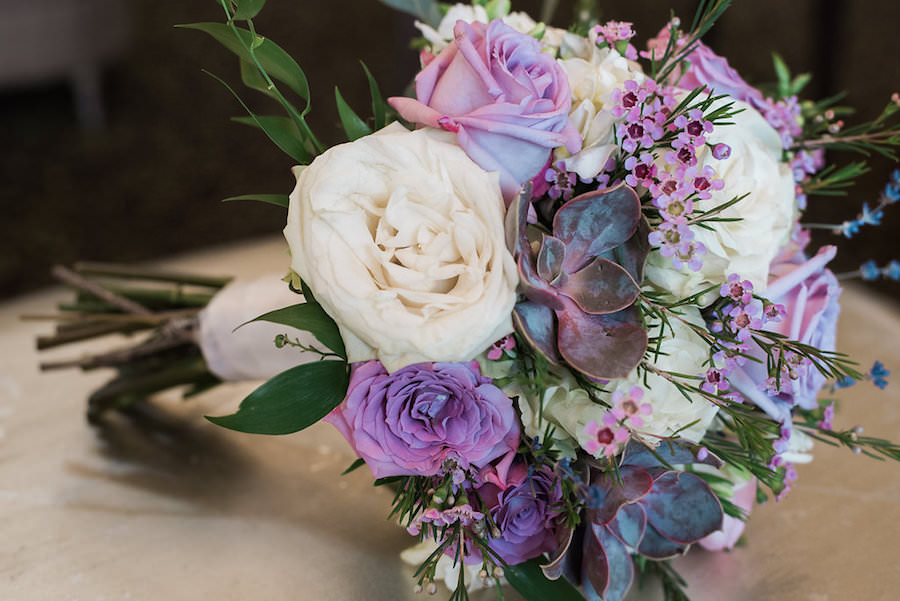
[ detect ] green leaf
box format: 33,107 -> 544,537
772,52 -> 791,99
484,0 -> 511,20
245,302 -> 346,359
239,58 -> 277,100
504,559 -> 586,601
376,0 -> 442,27
790,72 -> 812,96
177,22 -> 309,101
341,458 -> 366,475
231,114 -> 309,163
231,0 -> 267,20
206,361 -> 349,435
335,87 -> 372,141
222,193 -> 289,208
360,61 -> 387,130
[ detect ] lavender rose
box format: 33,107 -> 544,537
389,19 -> 581,202
476,463 -> 563,565
325,360 -> 520,479
731,245 -> 841,418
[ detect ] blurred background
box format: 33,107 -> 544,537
1,0 -> 897,303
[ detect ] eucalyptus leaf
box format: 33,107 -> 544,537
505,559 -> 586,601
222,193 -> 289,208
206,361 -> 348,435
376,0 -> 442,27
335,87 -> 372,141
232,0 -> 267,20
244,302 -> 346,359
178,22 -> 310,101
231,114 -> 309,163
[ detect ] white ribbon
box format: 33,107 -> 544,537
196,275 -> 322,381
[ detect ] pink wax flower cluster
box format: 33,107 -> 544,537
325,360 -> 520,479
738,245 -> 842,414
389,19 -> 581,202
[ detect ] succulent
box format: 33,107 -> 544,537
542,440 -> 725,601
510,185 -> 650,380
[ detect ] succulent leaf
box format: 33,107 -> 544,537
606,216 -> 651,283
636,523 -> 686,559
606,503 -> 647,549
582,523 -> 634,601
641,472 -> 724,544
537,235 -> 567,284
513,301 -> 562,364
621,438 -> 724,470
588,466 -> 653,525
553,185 -> 641,273
559,257 -> 640,315
556,305 -> 648,380
540,525 -> 576,581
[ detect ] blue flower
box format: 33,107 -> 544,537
860,260 -> 881,281
859,203 -> 883,226
886,260 -> 900,281
870,361 -> 890,390
833,375 -> 856,389
885,182 -> 900,204
841,220 -> 862,238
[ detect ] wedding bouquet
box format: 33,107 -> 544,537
37,1 -> 900,600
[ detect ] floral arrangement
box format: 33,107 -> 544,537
35,1 -> 900,600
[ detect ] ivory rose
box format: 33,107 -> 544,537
284,123 -> 518,371
390,19 -> 581,201
556,45 -> 645,179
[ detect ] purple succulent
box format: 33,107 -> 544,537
541,440 -> 724,601
511,185 -> 650,380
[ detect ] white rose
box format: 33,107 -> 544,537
556,47 -> 645,179
516,308 -> 717,455
416,6 -> 539,54
500,11 -> 537,35
414,4 -> 489,53
780,428 -> 815,464
645,97 -> 797,300
284,123 -> 518,372
401,541 -> 494,593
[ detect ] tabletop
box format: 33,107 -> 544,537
1,236 -> 898,601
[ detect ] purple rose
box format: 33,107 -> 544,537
731,245 -> 841,418
646,27 -> 764,108
325,360 -> 519,479
389,19 -> 581,202
476,463 -> 563,565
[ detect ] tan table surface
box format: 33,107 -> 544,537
1,236 -> 898,601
